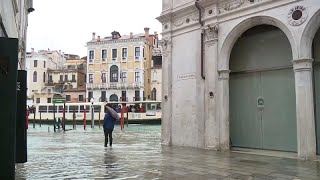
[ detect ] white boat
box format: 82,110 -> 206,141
27,101 -> 161,123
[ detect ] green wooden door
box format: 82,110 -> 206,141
230,72 -> 262,149
313,28 -> 320,154
229,25 -> 296,152
261,69 -> 297,152
314,63 -> 320,154
230,69 -> 296,151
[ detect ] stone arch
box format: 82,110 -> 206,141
151,88 -> 157,100
219,16 -> 297,70
300,9 -> 320,59
110,65 -> 119,82
109,94 -> 118,102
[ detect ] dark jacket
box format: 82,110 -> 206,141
103,112 -> 116,129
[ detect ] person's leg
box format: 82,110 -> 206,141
108,129 -> 113,147
104,129 -> 108,147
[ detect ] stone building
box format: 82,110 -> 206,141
151,44 -> 162,101
26,49 -> 86,103
157,0 -> 320,159
45,66 -> 86,103
86,29 -> 159,102
0,0 -> 34,177
0,0 -> 34,70
26,49 -> 66,103
26,50 -> 51,99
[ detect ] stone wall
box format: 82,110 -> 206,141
158,0 -> 320,159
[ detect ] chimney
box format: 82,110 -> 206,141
31,48 -> 34,53
92,32 -> 96,40
59,50 -> 61,55
144,27 -> 150,39
130,32 -> 133,39
97,36 -> 101,42
154,31 -> 158,38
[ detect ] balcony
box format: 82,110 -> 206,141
133,82 -> 143,88
109,82 -> 118,89
133,97 -> 141,101
120,97 -> 128,102
86,82 -> 143,90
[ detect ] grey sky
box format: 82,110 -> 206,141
27,0 -> 162,57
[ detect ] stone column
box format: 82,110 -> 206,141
292,59 -> 316,160
161,36 -> 172,146
218,69 -> 231,151
203,24 -> 220,149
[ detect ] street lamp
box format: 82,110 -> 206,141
90,98 -> 94,128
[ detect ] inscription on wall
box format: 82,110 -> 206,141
177,73 -> 196,81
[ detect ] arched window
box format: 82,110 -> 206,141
110,65 -> 119,82
109,94 -> 118,102
33,71 -> 37,82
43,72 -> 46,82
151,88 -> 157,100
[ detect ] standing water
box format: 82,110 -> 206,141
16,124 -> 161,179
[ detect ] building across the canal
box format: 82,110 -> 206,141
157,0 -> 320,160
86,29 -> 160,103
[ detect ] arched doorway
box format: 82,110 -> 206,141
229,25 -> 297,152
151,88 -> 157,100
313,27 -> 320,154
110,65 -> 119,82
109,94 -> 118,102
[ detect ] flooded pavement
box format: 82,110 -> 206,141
16,124 -> 320,180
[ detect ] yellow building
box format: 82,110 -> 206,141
86,28 -> 158,102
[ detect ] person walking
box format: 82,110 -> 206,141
103,104 -> 119,147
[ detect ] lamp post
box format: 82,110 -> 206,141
90,98 -> 94,128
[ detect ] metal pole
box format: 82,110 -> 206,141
73,109 -> 76,130
84,108 -> 86,130
53,103 -> 56,122
53,103 -> 56,132
91,103 -> 94,128
39,111 -> 42,127
63,103 -> 66,131
126,109 -> 129,127
33,111 -> 35,128
98,109 -> 101,128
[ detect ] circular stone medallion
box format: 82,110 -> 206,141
288,6 -> 308,26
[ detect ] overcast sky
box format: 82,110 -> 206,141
27,0 -> 162,57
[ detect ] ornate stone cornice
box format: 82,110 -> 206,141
217,0 -> 267,14
87,38 -> 145,46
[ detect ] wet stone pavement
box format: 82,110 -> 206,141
16,124 -> 320,180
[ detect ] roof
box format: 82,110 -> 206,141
87,33 -> 149,44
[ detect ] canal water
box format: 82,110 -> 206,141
16,124 -> 162,179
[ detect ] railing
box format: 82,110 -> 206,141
120,97 -> 128,102
86,82 -> 144,90
99,97 -> 107,102
133,97 -> 141,101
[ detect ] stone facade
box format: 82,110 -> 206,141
157,0 -> 320,159
86,29 -> 159,103
0,0 -> 34,70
